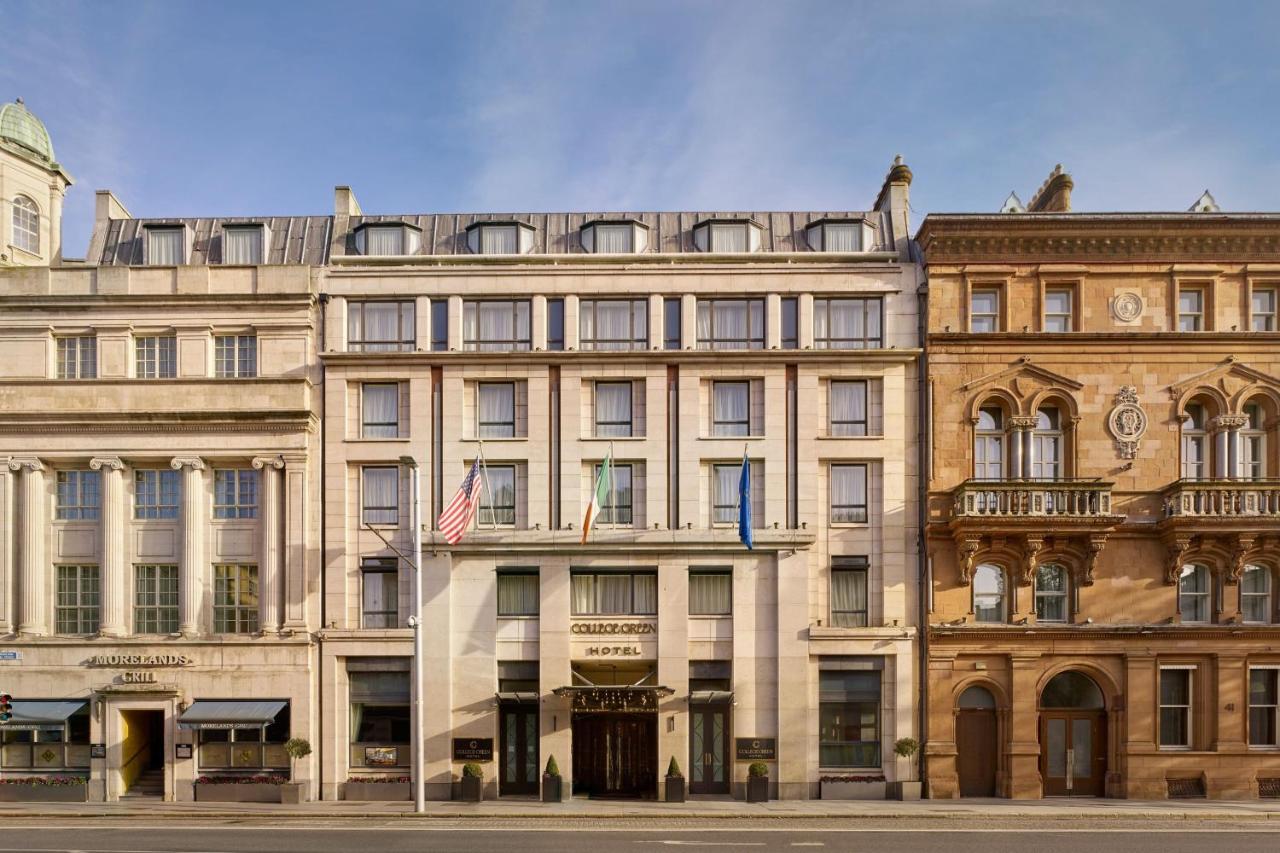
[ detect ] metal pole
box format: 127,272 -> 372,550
401,456 -> 425,814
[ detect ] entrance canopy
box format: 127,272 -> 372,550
689,690 -> 734,705
553,686 -> 673,713
0,700 -> 87,731
177,700 -> 286,730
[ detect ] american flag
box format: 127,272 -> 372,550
438,459 -> 483,544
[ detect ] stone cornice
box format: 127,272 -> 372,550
432,528 -> 817,554
322,349 -> 922,367
930,624 -> 1280,642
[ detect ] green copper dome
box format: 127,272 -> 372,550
0,98 -> 55,163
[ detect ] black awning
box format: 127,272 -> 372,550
0,700 -> 87,731
177,700 -> 285,730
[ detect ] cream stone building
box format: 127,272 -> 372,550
0,99 -> 324,802
317,161 -> 922,801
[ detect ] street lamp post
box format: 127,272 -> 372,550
400,456 -> 425,815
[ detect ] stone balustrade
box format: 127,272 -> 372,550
952,479 -> 1114,518
1163,479 -> 1280,518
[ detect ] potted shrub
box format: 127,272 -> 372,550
888,737 -> 922,801
343,775 -> 412,801
664,756 -> 685,803
459,763 -> 483,802
0,775 -> 89,803
541,755 -> 562,803
280,738 -> 311,804
746,761 -> 769,803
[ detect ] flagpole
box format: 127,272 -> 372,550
607,442 -> 615,532
477,440 -> 498,529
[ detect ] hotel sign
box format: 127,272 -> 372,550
735,738 -> 777,761
452,738 -> 494,762
87,654 -> 192,667
570,622 -> 656,635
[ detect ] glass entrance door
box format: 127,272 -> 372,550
689,705 -> 729,794
1040,711 -> 1105,796
499,704 -> 538,795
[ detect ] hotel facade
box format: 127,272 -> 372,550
0,99 -> 923,801
917,171 -> 1280,800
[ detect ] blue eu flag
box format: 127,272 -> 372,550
738,451 -> 752,550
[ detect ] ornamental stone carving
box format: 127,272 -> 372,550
1113,291 -> 1144,322
1107,386 -> 1148,459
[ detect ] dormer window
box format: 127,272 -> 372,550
145,226 -> 186,265
222,225 -> 266,265
466,221 -> 536,255
692,219 -> 762,253
354,222 -> 421,256
806,219 -> 867,252
580,220 -> 649,254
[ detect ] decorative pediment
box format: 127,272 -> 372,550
1167,357 -> 1280,405
960,356 -> 1084,395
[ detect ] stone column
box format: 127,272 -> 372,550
9,457 -> 46,635
253,456 -> 284,633
171,456 -> 206,636
0,460 -> 12,633
282,453 -> 309,629
1007,653 -> 1043,798
90,456 -> 127,636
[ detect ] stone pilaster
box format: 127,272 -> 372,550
282,452 -> 309,629
0,459 -> 11,633
253,456 -> 284,633
8,457 -> 45,635
171,456 -> 205,636
89,456 -> 126,636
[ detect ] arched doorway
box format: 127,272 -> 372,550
956,685 -> 998,797
1039,671 -> 1106,797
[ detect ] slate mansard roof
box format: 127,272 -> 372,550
88,216 -> 334,266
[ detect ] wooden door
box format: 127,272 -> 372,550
956,708 -> 998,797
1040,711 -> 1106,797
572,713 -> 657,798
689,705 -> 730,794
499,704 -> 538,795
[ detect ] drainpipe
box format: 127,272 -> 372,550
316,288 -> 328,800
914,240 -> 930,792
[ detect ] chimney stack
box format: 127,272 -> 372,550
1026,165 -> 1073,213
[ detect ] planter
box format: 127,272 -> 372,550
343,781 -> 411,801
887,781 -> 922,801
195,784 -> 282,803
745,775 -> 769,803
0,784 -> 88,802
541,774 -> 562,803
665,775 -> 686,803
820,780 -> 886,800
280,782 -> 306,804
459,774 -> 483,802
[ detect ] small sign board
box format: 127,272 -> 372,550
735,737 -> 777,761
0,650 -> 20,662
175,743 -> 193,759
90,744 -> 106,759
452,737 -> 494,762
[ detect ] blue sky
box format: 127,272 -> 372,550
4,0 -> 1279,257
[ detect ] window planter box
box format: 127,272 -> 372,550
194,783 -> 282,803
343,781 -> 411,801
0,783 -> 88,802
820,778 -> 886,800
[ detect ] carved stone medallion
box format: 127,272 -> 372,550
1107,385 -> 1148,459
1113,291 -> 1144,323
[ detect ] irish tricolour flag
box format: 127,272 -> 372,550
580,449 -> 612,544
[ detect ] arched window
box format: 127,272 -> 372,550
1242,565 -> 1272,624
1041,671 -> 1104,709
973,564 -> 1006,623
1179,564 -> 1211,623
1031,407 -> 1062,480
958,685 -> 996,709
975,407 -> 1005,481
1242,403 -> 1267,481
12,195 -> 39,254
1181,403 -> 1208,480
1035,564 -> 1069,623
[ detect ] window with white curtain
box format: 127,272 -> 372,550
689,571 -> 731,616
807,221 -> 862,252
135,335 -> 176,379
1178,287 -> 1205,332
594,381 -> 633,437
829,464 -> 868,523
970,288 -> 1000,332
1031,408 -> 1062,480
1243,403 -> 1266,480
1044,287 -> 1074,332
1252,288 -> 1278,332
1242,565 -> 1272,624
56,336 -> 97,379
711,462 -> 760,526
1249,668 -> 1279,747
463,300 -> 531,351
362,225 -> 407,255
709,223 -> 748,252
696,299 -> 764,349
362,383 -> 400,438
1181,403 -> 1208,480
570,571 -> 657,615
712,381 -> 750,436
1159,668 -> 1193,748
830,557 -> 869,627
147,227 -> 185,265
1178,564 -> 1211,623
223,226 -> 264,264
497,572 -> 539,616
215,334 -> 257,378
594,462 -> 633,525
479,464 -> 516,526
814,298 -> 882,349
348,301 -> 415,352
580,299 -> 647,350
830,381 -> 868,437
972,564 -> 1006,623
593,224 -> 633,253
11,195 -> 39,254
975,407 -> 1006,481
362,466 -> 399,525
361,558 -> 398,628
478,382 -> 516,438
478,224 -> 518,254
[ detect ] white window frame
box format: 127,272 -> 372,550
1158,665 -> 1195,750
11,195 -> 39,254
1178,287 -> 1205,332
222,225 -> 265,264
135,335 -> 177,379
1241,564 -> 1273,625
1044,287 -> 1074,332
214,334 -> 257,378
970,287 -> 1001,332
1178,564 -> 1212,623
56,335 -> 97,379
1251,287 -> 1277,332
972,563 -> 1007,623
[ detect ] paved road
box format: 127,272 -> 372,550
2,821 -> 1279,853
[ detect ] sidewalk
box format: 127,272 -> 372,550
2,796 -> 1279,820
